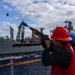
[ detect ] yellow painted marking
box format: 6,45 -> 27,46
0,59 -> 41,68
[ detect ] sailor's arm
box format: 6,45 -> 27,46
42,40 -> 71,69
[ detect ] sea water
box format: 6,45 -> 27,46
0,54 -> 51,75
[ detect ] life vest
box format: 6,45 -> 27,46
51,42 -> 75,75
73,47 -> 75,54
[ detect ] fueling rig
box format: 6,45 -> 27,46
10,20 -> 45,43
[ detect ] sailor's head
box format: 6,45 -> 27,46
50,26 -> 72,47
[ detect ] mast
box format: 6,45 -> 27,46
10,26 -> 14,41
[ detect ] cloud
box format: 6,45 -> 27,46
61,0 -> 75,5
0,3 -> 13,11
0,22 -> 17,37
10,16 -> 19,20
0,22 -> 16,28
1,0 -> 75,38
0,21 -> 33,39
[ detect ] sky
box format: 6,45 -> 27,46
0,0 -> 75,39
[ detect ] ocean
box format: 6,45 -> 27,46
0,54 -> 51,75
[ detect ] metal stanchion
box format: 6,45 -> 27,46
10,56 -> 14,75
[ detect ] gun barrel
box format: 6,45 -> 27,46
26,24 -> 49,41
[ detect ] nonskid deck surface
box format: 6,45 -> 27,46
0,54 -> 51,75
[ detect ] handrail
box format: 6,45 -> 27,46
0,59 -> 41,68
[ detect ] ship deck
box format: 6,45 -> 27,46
0,54 -> 51,75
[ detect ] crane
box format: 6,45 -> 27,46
10,26 -> 14,41
17,21 -> 28,42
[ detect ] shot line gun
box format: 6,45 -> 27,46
23,22 -> 49,41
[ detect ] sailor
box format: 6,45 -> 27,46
42,26 -> 75,75
69,33 -> 75,55
70,33 -> 75,47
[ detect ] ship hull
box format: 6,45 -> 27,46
0,39 -> 44,55
0,46 -> 43,55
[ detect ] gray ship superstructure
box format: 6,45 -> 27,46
64,20 -> 75,33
